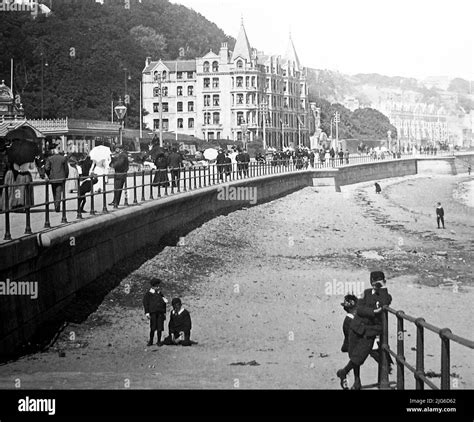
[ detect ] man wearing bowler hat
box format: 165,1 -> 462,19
336,271 -> 392,390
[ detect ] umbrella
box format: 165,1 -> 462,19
89,145 -> 111,163
7,140 -> 38,165
203,148 -> 218,161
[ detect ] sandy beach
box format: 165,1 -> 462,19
0,173 -> 472,390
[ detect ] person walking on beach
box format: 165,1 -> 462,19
374,182 -> 381,194
436,202 -> 445,229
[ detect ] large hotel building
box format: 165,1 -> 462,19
142,21 -> 310,148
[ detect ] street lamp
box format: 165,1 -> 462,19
114,97 -> 127,146
40,52 -> 48,119
154,73 -> 163,147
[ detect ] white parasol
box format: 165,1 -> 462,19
89,145 -> 111,164
203,148 -> 218,161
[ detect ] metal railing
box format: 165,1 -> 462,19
0,152 -> 439,242
378,306 -> 474,390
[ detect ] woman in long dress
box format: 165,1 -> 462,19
152,152 -> 169,187
1,162 -> 34,211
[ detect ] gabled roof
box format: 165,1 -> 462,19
284,34 -> 301,71
143,60 -> 196,73
201,50 -> 220,60
231,22 -> 252,62
0,120 -> 44,138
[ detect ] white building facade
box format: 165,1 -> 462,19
142,22 -> 310,149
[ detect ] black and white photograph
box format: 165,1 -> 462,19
0,0 -> 473,418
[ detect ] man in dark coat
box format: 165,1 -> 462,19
240,149 -> 250,176
337,271 -> 392,390
45,147 -> 69,212
167,148 -> 183,188
216,148 -> 226,181
143,279 -> 168,346
436,202 -> 445,229
109,147 -> 129,207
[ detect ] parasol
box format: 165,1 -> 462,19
89,145 -> 111,164
203,148 -> 218,161
7,140 -> 39,165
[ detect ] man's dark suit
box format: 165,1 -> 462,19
167,152 -> 183,188
111,152 -> 129,206
45,153 -> 69,212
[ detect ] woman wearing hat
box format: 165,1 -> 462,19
336,271 -> 392,390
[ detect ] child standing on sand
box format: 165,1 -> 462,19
143,279 -> 168,346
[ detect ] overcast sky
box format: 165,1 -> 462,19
174,0 -> 473,81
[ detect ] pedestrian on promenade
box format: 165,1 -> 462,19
468,165 -> 471,176
224,152 -> 232,180
152,152 -> 169,187
216,148 -> 226,181
78,173 -> 98,213
436,202 -> 445,229
336,271 -> 392,390
45,146 -> 69,212
163,298 -> 193,346
344,149 -> 350,164
374,182 -> 382,194
143,278 -> 168,346
167,147 -> 183,188
109,146 -> 129,207
338,148 -> 344,165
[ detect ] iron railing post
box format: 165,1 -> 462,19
76,176 -> 83,220
440,328 -> 452,390
44,180 -> 50,228
141,170 -> 146,202
61,181 -> 68,223
133,171 -> 138,204
379,307 -> 390,389
24,183 -> 32,234
102,175 -> 108,213
396,311 -> 406,390
415,317 -> 425,390
149,169 -> 154,200
3,185 -> 11,240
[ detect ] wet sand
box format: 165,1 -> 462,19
0,174 -> 472,390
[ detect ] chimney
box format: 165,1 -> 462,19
145,57 -> 151,67
220,42 -> 229,63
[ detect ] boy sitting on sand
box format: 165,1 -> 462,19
163,298 -> 194,346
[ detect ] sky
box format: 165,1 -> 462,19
174,0 -> 473,81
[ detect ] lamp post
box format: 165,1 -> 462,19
114,97 -> 127,146
259,94 -> 268,150
40,52 -> 48,119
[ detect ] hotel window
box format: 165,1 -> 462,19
188,101 -> 194,112
237,132 -> 242,141
212,78 -> 219,88
187,71 -> 194,79
204,78 -> 210,88
177,86 -> 183,96
177,118 -> 183,128
237,112 -> 244,125
212,61 -> 219,72
153,71 -> 160,81
153,87 -> 160,97
162,119 -> 169,131
188,118 -> 194,128
203,61 -> 210,72
213,112 -> 220,124
153,119 -> 160,129
162,71 -> 167,80
153,103 -> 159,112
188,85 -> 194,96
162,87 -> 168,96
237,94 -> 244,104
237,60 -> 243,69
162,102 -> 169,112
204,95 -> 210,106
236,77 -> 243,87
177,71 -> 183,80
251,76 -> 256,87
177,102 -> 183,112
208,132 -> 215,140
217,132 -> 221,140
246,76 -> 249,87
204,112 -> 211,125
213,95 -> 219,106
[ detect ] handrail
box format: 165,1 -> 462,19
379,306 -> 473,390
